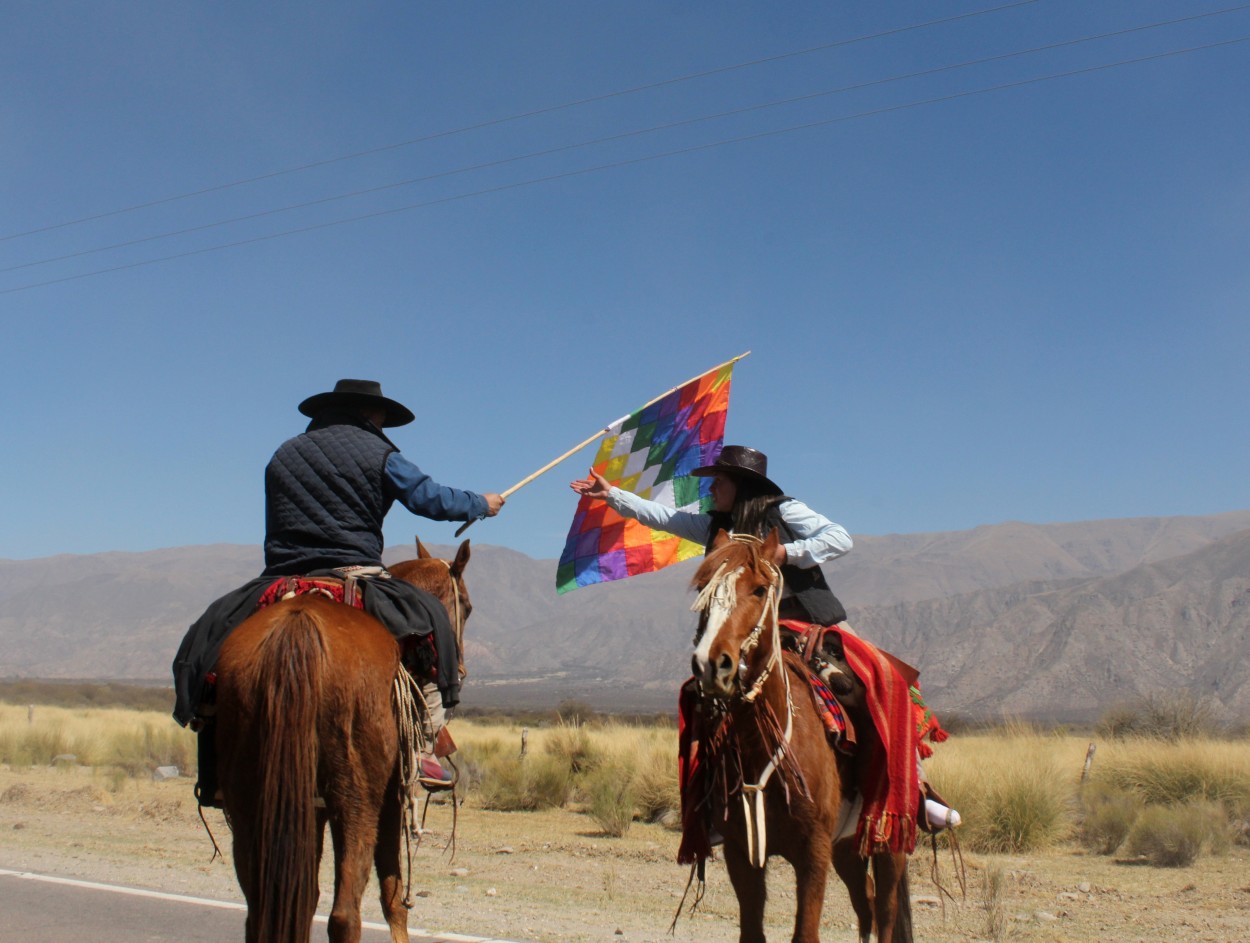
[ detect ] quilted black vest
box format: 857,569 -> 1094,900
263,414 -> 397,575
707,503 -> 848,626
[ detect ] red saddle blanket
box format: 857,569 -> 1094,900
256,576 -> 366,611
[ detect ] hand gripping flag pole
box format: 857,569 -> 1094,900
454,351 -> 749,541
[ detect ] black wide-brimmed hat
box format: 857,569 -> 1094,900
692,445 -> 783,496
298,379 -> 415,427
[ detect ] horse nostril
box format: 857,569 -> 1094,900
716,652 -> 734,678
691,654 -> 702,678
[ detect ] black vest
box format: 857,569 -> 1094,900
263,414 -> 396,576
707,503 -> 848,626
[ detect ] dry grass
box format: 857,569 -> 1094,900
0,703 -> 194,774
5,710 -> 1250,941
924,727 -> 1076,853
4,706 -> 1250,867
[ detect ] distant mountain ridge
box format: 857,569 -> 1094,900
2,510 -> 1249,721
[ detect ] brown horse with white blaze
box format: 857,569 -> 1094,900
213,538 -> 471,943
690,530 -> 912,943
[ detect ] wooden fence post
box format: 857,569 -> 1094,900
1080,741 -> 1097,783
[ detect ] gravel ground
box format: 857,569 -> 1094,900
2,765 -> 1249,942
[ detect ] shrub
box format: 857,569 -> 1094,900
583,760 -> 636,837
545,720 -> 599,775
1078,782 -> 1142,855
930,733 -> 1073,854
476,754 -> 571,811
1094,740 -> 1250,811
1098,693 -> 1218,741
554,699 -> 596,726
630,744 -> 679,826
1124,800 -> 1228,867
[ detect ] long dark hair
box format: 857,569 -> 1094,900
707,476 -> 787,547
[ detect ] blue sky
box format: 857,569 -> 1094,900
2,1 -> 1247,562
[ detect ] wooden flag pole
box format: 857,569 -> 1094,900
453,350 -> 750,537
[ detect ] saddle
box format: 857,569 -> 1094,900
255,571 -> 441,683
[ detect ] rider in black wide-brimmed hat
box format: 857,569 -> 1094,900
573,443 -> 850,627
174,379 -> 505,802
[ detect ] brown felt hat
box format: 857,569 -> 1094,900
298,379 -> 415,427
692,445 -> 783,496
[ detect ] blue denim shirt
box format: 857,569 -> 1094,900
385,452 -> 489,522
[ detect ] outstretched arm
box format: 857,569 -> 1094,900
571,467 -> 711,544
386,452 -> 504,521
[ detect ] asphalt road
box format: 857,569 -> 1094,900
0,869 -> 513,943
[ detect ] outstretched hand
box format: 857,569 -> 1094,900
483,493 -> 505,516
570,468 -> 611,501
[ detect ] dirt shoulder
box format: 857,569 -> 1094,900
2,765 -> 1248,942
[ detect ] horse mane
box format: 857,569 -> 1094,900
691,530 -> 766,590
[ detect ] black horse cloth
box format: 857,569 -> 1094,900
172,572 -> 459,727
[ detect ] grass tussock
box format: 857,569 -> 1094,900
544,720 -> 600,775
583,759 -> 637,837
924,728 -> 1073,853
1090,738 -> 1250,813
1124,800 -> 1230,867
1078,782 -> 1143,855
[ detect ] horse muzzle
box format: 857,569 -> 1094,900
693,651 -> 739,699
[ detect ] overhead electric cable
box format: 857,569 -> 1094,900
5,4 -> 1246,275
4,32 -> 1247,297
0,0 -> 1042,243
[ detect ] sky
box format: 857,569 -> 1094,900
2,1 -> 1247,563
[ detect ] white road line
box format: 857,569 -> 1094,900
0,869 -> 525,942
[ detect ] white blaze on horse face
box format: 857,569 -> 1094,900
693,566 -> 743,674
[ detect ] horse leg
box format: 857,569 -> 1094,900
723,843 -> 768,943
228,816 -> 260,943
790,832 -> 834,943
832,839 -> 874,943
326,790 -> 380,943
374,775 -> 409,943
870,852 -> 911,943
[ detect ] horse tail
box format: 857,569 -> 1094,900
891,866 -> 913,943
250,604 -> 327,943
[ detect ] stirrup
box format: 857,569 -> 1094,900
418,755 -> 457,792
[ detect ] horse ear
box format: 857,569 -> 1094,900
451,538 -> 471,577
763,527 -> 781,558
415,536 -> 432,559
711,528 -> 731,549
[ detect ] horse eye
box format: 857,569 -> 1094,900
752,586 -> 767,597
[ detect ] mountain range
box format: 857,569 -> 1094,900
2,510 -> 1249,722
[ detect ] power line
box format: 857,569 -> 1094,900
4,32 -> 1247,297
0,0 -> 1042,243
5,4 -> 1247,276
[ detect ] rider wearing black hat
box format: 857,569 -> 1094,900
573,444 -> 850,627
174,379 -> 503,801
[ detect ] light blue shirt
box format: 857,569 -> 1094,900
604,487 -> 852,569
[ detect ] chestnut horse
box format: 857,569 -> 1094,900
213,538 -> 471,943
689,530 -> 911,943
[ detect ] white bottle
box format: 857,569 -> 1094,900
925,798 -> 961,830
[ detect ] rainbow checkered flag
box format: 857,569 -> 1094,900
556,361 -> 735,593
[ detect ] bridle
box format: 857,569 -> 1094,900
691,533 -> 796,867
434,558 -> 468,677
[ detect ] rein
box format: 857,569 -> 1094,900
691,534 -> 797,867
434,558 -> 468,677
395,559 -> 468,905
